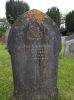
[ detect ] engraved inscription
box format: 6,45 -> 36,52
17,44 -> 51,60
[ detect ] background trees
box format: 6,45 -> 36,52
60,13 -> 67,36
0,18 -> 9,37
5,0 -> 74,35
6,0 -> 30,25
65,10 -> 74,32
46,7 -> 61,28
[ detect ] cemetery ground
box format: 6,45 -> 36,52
0,42 -> 74,100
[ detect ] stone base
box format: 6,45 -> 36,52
13,89 -> 59,100
13,96 -> 58,100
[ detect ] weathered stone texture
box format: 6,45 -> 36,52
7,9 -> 61,100
64,39 -> 74,56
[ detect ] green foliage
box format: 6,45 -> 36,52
0,44 -> 13,100
6,0 -> 30,25
0,29 -> 6,38
60,27 -> 67,36
65,10 -> 74,32
0,18 -> 10,37
46,7 -> 61,28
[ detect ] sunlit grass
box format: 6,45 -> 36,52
58,45 -> 74,100
0,43 -> 13,100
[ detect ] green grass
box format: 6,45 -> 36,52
0,43 -> 13,100
0,43 -> 74,100
58,47 -> 74,100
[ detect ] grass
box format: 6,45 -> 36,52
0,43 -> 74,100
0,43 -> 13,100
58,46 -> 74,100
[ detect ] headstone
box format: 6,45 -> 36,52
65,35 -> 74,41
61,36 -> 67,45
7,9 -> 61,100
64,39 -> 74,56
3,27 -> 11,44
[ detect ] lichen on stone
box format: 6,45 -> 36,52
25,9 -> 48,21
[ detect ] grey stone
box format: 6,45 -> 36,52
64,39 -> 74,56
65,35 -> 74,41
3,27 -> 11,44
7,9 -> 61,100
61,36 -> 67,45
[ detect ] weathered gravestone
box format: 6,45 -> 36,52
64,35 -> 74,56
61,36 -> 67,46
65,35 -> 74,41
64,39 -> 74,56
3,27 -> 11,45
7,9 -> 61,100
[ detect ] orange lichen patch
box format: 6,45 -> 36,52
26,9 -> 48,21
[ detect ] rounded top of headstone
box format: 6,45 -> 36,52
24,9 -> 48,21
13,9 -> 57,29
7,9 -> 61,56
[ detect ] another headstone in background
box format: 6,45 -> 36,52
7,9 -> 61,100
3,27 -> 11,45
64,35 -> 74,56
65,35 -> 74,41
64,39 -> 74,56
61,36 -> 67,45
